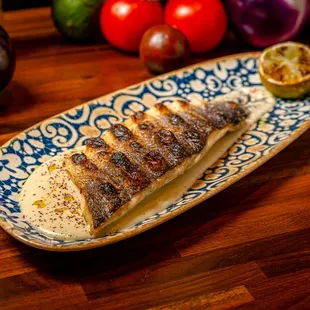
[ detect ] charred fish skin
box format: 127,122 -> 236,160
168,100 -> 213,140
129,111 -> 188,168
66,99 -> 248,234
67,153 -> 123,229
192,101 -> 248,129
107,124 -> 168,180
151,103 -> 205,155
110,151 -> 150,190
85,137 -> 151,194
85,137 -> 148,193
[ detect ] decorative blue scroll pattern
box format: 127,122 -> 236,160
0,55 -> 309,248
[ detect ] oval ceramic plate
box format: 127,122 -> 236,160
0,52 -> 309,251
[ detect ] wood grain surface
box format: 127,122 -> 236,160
0,7 -> 310,310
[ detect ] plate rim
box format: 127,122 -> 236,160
1,51 -> 309,252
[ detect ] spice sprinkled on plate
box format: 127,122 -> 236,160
19,150 -> 91,241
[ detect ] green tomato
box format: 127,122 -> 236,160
52,0 -> 104,42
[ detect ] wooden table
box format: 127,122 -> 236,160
0,7 -> 310,310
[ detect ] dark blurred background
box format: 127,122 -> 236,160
3,0 -> 51,11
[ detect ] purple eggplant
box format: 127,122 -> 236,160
0,25 -> 15,91
223,0 -> 309,47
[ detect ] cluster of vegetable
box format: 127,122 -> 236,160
0,0 -> 309,92
51,0 -> 228,74
51,0 -> 310,74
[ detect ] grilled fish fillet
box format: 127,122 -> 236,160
66,99 -> 248,236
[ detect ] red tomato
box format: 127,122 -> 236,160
165,0 -> 227,54
101,0 -> 164,52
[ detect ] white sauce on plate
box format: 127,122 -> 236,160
19,87 -> 275,241
20,150 -> 91,240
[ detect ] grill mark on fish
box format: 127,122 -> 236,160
107,125 -> 168,180
130,111 -> 188,168
71,153 -> 98,170
169,100 -> 213,140
144,151 -> 167,174
109,124 -> 132,141
85,137 -> 108,149
110,152 -> 150,191
152,103 -> 205,154
85,138 -> 144,196
84,179 -> 122,229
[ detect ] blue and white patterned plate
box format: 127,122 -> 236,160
0,53 -> 309,251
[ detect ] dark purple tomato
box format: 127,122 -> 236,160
139,24 -> 190,74
0,26 -> 15,92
